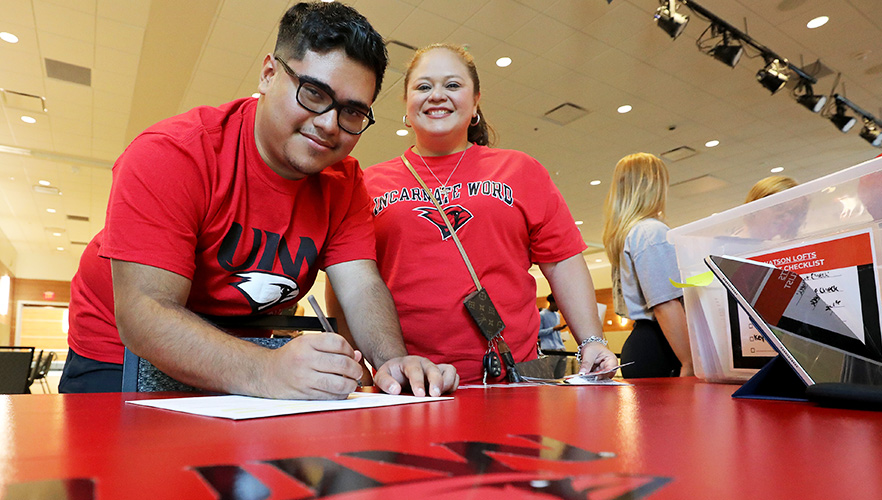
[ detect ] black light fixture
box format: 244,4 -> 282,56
655,0 -> 689,40
795,82 -> 827,113
708,30 -> 744,68
860,120 -> 882,147
756,58 -> 789,94
829,103 -> 857,133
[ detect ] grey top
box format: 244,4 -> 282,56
612,218 -> 683,321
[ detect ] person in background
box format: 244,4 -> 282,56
743,175 -> 806,240
329,43 -> 617,384
602,153 -> 693,378
60,2 -> 457,399
745,175 -> 798,203
538,294 -> 566,352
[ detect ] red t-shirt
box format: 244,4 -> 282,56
365,146 -> 587,383
68,98 -> 375,364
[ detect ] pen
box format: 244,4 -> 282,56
306,295 -> 363,387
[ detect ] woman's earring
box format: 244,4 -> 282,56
470,114 -> 481,126
403,114 -> 412,128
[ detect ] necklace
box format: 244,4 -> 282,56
414,145 -> 469,188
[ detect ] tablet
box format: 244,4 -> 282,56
705,255 -> 882,387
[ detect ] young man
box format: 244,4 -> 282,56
61,2 -> 458,399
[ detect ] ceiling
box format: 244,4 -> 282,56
1,0 -> 881,282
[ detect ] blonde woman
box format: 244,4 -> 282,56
745,175 -> 798,203
602,153 -> 693,378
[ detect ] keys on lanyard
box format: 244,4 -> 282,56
482,337 -> 502,384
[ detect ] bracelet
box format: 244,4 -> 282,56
576,336 -> 608,364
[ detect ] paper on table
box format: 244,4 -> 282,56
126,392 -> 452,420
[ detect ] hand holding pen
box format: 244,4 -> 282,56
307,295 -> 364,388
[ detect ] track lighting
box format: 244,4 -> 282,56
756,58 -> 789,94
829,104 -> 857,133
795,83 -> 827,113
707,29 -> 744,68
860,120 -> 882,147
655,0 -> 689,40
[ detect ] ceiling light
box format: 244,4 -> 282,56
705,140 -> 719,148
0,32 -> 18,44
807,16 -> 829,29
860,121 -> 882,147
47,208 -> 57,213
575,220 -> 584,225
654,0 -> 689,40
39,180 -> 51,186
396,129 -> 408,136
617,105 -> 632,114
496,57 -> 512,68
830,105 -> 857,133
797,93 -> 827,113
53,232 -> 62,237
56,247 -> 65,251
710,43 -> 744,68
590,180 -> 601,186
770,166 -> 784,173
251,92 -> 260,98
756,59 -> 789,94
21,115 -> 36,124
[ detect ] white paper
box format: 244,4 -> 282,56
126,392 -> 452,420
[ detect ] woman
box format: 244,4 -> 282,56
602,153 -> 693,378
336,44 -> 617,384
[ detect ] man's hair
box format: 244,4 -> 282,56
275,2 -> 388,100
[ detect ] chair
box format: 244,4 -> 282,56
31,351 -> 56,393
122,315 -> 334,393
0,346 -> 35,394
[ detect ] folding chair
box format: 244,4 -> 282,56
0,346 -> 36,394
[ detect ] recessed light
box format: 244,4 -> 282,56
496,57 -> 512,68
47,208 -> 56,213
770,166 -> 785,173
590,180 -> 601,186
53,232 -> 62,237
705,140 -> 720,148
575,220 -> 584,225
39,180 -> 51,186
617,105 -> 632,114
21,116 -> 36,124
807,16 -> 829,29
0,32 -> 18,44
251,92 -> 260,98
56,247 -> 65,251
595,258 -> 602,263
396,129 -> 408,137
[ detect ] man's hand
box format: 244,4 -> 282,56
266,332 -> 365,400
373,356 -> 459,397
578,343 -> 619,380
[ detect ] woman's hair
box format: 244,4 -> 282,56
602,153 -> 670,271
403,43 -> 496,146
744,175 -> 798,203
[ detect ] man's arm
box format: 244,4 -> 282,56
538,254 -> 618,376
112,259 -> 364,399
324,259 -> 459,396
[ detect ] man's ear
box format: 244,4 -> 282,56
257,53 -> 275,95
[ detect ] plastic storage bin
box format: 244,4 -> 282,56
668,156 -> 882,383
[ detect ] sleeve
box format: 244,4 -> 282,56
100,132 -> 208,280
630,222 -> 684,309
318,162 -> 377,269
525,155 -> 588,263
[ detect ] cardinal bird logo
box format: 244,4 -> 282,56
414,205 -> 474,240
230,271 -> 299,313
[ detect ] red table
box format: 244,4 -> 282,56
2,378 -> 880,499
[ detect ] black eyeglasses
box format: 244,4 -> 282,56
274,55 -> 375,135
